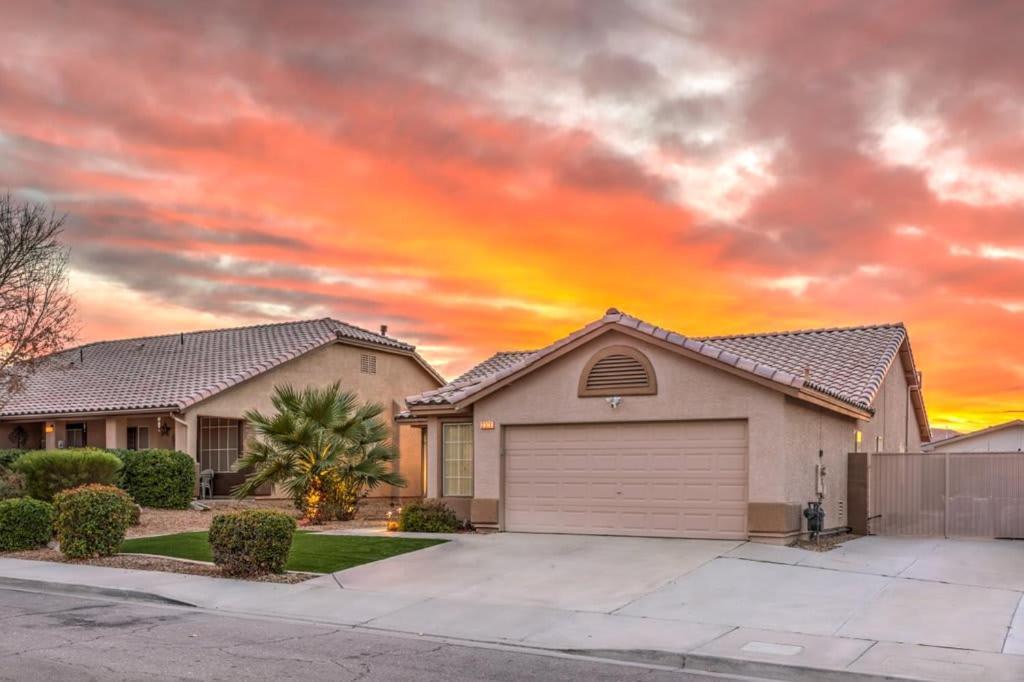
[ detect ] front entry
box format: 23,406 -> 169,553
503,420 -> 748,539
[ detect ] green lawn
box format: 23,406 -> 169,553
120,531 -> 446,573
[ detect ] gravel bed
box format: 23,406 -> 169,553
128,504 -> 386,538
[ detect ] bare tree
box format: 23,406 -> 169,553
0,194 -> 77,404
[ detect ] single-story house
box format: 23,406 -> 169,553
923,420 -> 1024,453
400,308 -> 931,543
0,319 -> 443,497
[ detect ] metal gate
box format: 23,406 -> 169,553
864,452 -> 1024,538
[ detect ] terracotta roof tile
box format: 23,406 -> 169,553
1,318 -> 425,417
405,310 -> 910,414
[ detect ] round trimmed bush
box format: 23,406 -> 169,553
209,510 -> 296,576
398,500 -> 459,533
53,484 -> 135,559
14,448 -> 122,502
114,449 -> 196,509
0,498 -> 54,551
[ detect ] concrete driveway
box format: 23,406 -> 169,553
324,531 -> 1024,679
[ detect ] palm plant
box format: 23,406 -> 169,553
233,383 -> 405,524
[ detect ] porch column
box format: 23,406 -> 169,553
425,417 -> 441,498
105,416 -> 128,449
44,422 -> 57,450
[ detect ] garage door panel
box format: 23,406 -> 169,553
504,421 -> 748,540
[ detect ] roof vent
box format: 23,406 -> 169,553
380,324 -> 388,337
579,345 -> 657,397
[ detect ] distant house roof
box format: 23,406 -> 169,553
404,309 -> 930,440
0,319 -> 442,418
922,420 -> 1023,451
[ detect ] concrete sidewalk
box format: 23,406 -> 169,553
2,535 -> 1023,682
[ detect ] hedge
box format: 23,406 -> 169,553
14,448 -> 122,502
0,449 -> 25,471
0,497 -> 54,551
111,449 -> 195,509
53,484 -> 135,559
398,500 -> 459,533
208,510 -> 296,576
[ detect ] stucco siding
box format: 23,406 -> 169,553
782,397 -> 857,528
473,330 -> 789,507
182,342 -> 440,498
859,359 -> 922,454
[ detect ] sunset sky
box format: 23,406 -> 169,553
2,1 -> 1023,432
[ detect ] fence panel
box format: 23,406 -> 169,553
868,452 -> 1024,538
870,453 -> 946,536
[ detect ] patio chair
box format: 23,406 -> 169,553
199,469 -> 215,499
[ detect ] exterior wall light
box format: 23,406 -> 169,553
479,420 -> 495,430
45,423 -> 55,434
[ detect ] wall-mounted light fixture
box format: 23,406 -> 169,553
45,423 -> 55,434
606,396 -> 623,409
479,420 -> 495,430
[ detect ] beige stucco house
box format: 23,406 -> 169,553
0,319 -> 443,498
923,420 -> 1024,453
400,309 -> 931,543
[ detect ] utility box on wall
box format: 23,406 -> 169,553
847,452 -> 869,535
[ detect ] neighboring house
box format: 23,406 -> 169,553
400,308 -> 930,543
928,427 -> 961,443
923,420 -> 1024,453
0,319 -> 443,497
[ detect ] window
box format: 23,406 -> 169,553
578,345 -> 657,397
198,417 -> 243,473
127,426 -> 150,450
442,423 -> 473,497
65,423 -> 86,448
360,353 -> 377,374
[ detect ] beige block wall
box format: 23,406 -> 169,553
471,330 -> 790,507
182,342 -> 440,498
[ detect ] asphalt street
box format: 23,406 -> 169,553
0,587 -> 751,681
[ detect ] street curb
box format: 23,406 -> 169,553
0,576 -> 917,681
550,649 -> 916,682
0,576 -> 197,608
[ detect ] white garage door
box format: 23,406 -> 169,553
504,420 -> 748,539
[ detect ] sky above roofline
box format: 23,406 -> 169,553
3,1 -> 1024,431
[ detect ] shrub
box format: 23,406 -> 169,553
14,449 -> 122,502
0,449 -> 25,471
53,484 -> 135,559
112,449 -> 195,509
0,498 -> 54,551
398,500 -> 459,533
0,471 -> 26,500
208,510 -> 296,576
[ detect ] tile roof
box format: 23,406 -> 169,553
0,318 -> 434,418
698,324 -> 907,412
449,351 -> 537,384
405,309 -> 913,415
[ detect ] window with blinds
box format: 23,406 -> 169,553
578,345 -> 658,397
442,423 -> 473,497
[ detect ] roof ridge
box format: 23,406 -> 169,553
52,317 -> 411,357
699,321 -> 906,341
54,317 -> 339,355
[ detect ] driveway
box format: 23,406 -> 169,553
323,531 -> 1024,679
